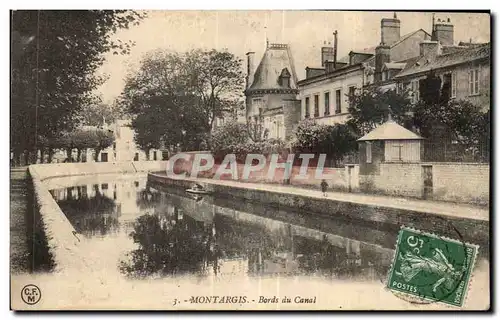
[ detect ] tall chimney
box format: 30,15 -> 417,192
375,44 -> 390,82
246,52 -> 255,89
321,41 -> 334,67
333,30 -> 338,70
381,13 -> 401,46
434,17 -> 454,46
419,40 -> 441,60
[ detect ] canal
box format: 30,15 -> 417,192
30,172 -> 489,309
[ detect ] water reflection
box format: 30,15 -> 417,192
119,212 -> 216,277
52,185 -> 119,237
51,177 -> 394,281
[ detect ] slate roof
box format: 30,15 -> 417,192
358,120 -> 423,141
395,43 -> 490,78
247,43 -> 298,91
337,29 -> 431,64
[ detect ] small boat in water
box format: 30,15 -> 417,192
186,183 -> 211,195
185,188 -> 211,195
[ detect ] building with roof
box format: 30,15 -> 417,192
393,42 -> 490,111
297,13 -> 432,126
358,116 -> 424,170
244,42 -> 301,140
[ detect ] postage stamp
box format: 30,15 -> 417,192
386,226 -> 479,307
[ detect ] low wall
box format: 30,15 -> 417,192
432,163 -> 489,204
27,161 -> 168,272
360,163 -> 422,198
359,162 -> 489,205
31,161 -> 168,181
148,173 -> 489,247
28,166 -> 81,273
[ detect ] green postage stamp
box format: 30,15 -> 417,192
386,226 -> 479,307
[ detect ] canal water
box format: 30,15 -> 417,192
26,173 -> 488,310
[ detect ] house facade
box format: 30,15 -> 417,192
82,120 -> 165,163
394,42 -> 491,111
297,13 -> 431,126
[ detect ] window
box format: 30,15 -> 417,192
324,92 -> 330,115
366,142 -> 372,164
101,152 -> 108,162
314,94 -> 319,117
134,153 -> 139,161
335,89 -> 342,114
153,151 -> 158,161
348,86 -> 356,108
392,144 -> 404,161
451,71 -> 457,98
469,68 -> 480,95
305,97 -> 310,118
411,80 -> 419,103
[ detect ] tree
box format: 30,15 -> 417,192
76,101 -> 125,127
186,49 -> 245,132
11,10 -> 145,165
53,128 -> 115,162
414,71 -> 490,162
347,86 -> 413,135
246,115 -> 269,142
291,119 -> 358,166
413,99 -> 490,161
321,124 -> 359,166
291,119 -> 328,153
121,48 -> 244,153
210,122 -> 249,157
419,70 -> 443,105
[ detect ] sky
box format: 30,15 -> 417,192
96,10 -> 490,103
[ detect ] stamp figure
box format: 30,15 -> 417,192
386,226 -> 479,307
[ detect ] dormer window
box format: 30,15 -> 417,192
279,68 -> 291,88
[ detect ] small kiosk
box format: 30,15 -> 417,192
357,116 -> 424,176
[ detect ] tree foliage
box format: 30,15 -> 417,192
418,70 -> 443,105
291,119 -> 358,166
210,122 -> 249,156
347,86 -> 413,135
120,48 -> 244,153
414,100 -> 490,148
52,128 -> 115,162
11,10 -> 144,165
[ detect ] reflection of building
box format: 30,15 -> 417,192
51,178 -> 150,236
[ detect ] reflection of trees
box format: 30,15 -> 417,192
213,214 -> 277,259
136,185 -> 162,210
56,185 -> 119,237
295,235 -> 363,277
120,213 -> 215,278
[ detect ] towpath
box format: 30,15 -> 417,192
154,174 -> 489,222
